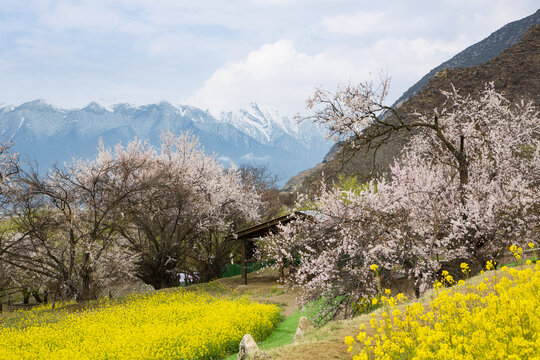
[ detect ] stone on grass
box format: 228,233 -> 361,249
238,334 -> 270,360
292,316 -> 313,344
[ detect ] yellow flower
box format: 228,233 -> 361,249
0,288 -> 281,360
529,242 -> 535,249
345,336 -> 356,346
370,264 -> 379,272
476,282 -> 487,292
384,289 -> 392,295
345,265 -> 540,360
372,298 -> 379,306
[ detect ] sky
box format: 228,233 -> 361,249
0,0 -> 538,116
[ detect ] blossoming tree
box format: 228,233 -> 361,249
103,132 -> 260,289
3,132 -> 261,300
263,81 -> 539,318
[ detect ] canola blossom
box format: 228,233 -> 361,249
346,263 -> 540,360
0,290 -> 280,360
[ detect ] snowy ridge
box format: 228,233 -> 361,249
0,99 -> 333,185
218,103 -> 326,148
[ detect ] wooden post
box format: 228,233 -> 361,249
241,238 -> 247,285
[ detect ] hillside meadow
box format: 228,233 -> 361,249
0,260 -> 538,360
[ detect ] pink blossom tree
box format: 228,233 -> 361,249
263,81 -> 539,318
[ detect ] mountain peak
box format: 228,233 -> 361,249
83,102 -> 108,113
1,100 -> 333,186
17,99 -> 58,111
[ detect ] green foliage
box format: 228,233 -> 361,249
336,174 -> 371,203
221,262 -> 266,278
504,256 -> 538,268
295,198 -> 320,212
0,217 -> 21,233
303,295 -> 347,327
519,143 -> 537,158
352,297 -> 380,316
270,284 -> 285,295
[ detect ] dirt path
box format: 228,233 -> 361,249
216,268 -> 301,317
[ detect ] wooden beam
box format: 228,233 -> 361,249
241,238 -> 247,285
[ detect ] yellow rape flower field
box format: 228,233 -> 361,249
0,289 -> 281,360
345,262 -> 540,360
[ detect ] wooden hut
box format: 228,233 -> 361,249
232,210 -> 321,284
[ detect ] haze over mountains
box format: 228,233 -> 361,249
0,100 -> 331,185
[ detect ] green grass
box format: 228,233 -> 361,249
503,256 -> 538,267
223,310 -> 303,360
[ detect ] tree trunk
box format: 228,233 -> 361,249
32,291 -> 42,304
137,256 -> 180,290
79,252 -> 93,301
22,289 -> 30,304
458,135 -> 469,193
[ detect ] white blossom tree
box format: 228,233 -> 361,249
3,132 -> 261,299
109,132 -> 261,288
5,148 -> 142,301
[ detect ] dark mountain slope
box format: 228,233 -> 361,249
285,24 -> 540,192
394,9 -> 540,106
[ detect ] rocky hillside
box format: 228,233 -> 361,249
394,9 -> 540,106
285,23 -> 540,192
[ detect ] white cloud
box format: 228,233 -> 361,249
247,0 -> 306,4
190,39 -> 371,115
321,8 -> 432,38
241,153 -> 270,161
321,11 -> 386,36
190,32 -> 474,116
0,0 -> 537,111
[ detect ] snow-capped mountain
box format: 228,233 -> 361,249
219,103 -> 315,146
0,100 -> 332,186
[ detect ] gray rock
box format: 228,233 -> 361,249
238,334 -> 270,360
292,316 -> 314,344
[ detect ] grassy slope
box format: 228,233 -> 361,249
224,310 -> 302,360
262,260 -> 537,360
